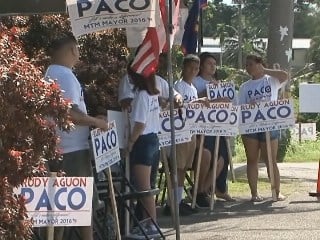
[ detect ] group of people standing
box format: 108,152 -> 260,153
119,50 -> 289,238
45,32 -> 289,239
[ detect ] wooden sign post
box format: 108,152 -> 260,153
210,136 -> 220,211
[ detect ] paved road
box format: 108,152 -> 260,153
158,163 -> 320,240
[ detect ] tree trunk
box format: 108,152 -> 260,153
267,0 -> 294,70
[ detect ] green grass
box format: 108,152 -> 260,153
227,177 -> 299,198
233,138 -> 320,163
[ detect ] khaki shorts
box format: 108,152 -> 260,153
176,135 -> 196,170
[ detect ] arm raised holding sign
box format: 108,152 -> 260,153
239,54 -> 287,202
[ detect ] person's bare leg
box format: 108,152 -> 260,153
79,226 -> 93,240
242,136 -> 261,200
201,157 -> 224,194
132,165 -> 156,220
54,227 -> 64,240
260,139 -> 285,200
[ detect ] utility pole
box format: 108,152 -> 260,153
233,0 -> 243,69
238,1 -> 243,69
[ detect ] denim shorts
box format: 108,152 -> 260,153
130,133 -> 160,166
244,130 -> 280,142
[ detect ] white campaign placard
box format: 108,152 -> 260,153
291,123 -> 317,141
228,105 -> 240,136
158,108 -> 192,147
239,99 -> 295,135
206,82 -> 236,101
91,121 -> 121,172
67,0 -> 158,37
15,177 -> 93,227
186,102 -> 234,136
108,110 -> 127,149
299,83 -> 320,113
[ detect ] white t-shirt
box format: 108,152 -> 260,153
130,90 -> 160,135
45,65 -> 90,154
118,74 -> 178,102
174,79 -> 198,103
192,76 -> 209,94
238,74 -> 283,104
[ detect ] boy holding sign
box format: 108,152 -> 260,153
45,33 -> 109,240
163,54 -> 209,214
239,54 -> 288,202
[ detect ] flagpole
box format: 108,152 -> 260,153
166,0 -> 181,239
197,5 -> 203,54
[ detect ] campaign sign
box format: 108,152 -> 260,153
239,99 -> 295,135
227,105 -> 240,136
291,123 -> 317,141
186,102 -> 234,136
91,121 -> 121,172
206,82 -> 236,101
14,177 -> 93,227
67,0 -> 157,36
158,109 -> 192,147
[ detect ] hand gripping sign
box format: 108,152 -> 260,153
206,82 -> 236,101
67,0 -> 158,37
239,99 -> 295,135
91,120 -> 121,172
15,177 -> 94,227
158,108 -> 192,147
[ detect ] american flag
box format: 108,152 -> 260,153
131,0 -> 180,78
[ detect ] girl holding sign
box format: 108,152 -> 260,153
193,52 -> 234,205
127,69 -> 161,238
239,54 -> 288,202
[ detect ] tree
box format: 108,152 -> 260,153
202,1 -> 237,38
16,15 -> 129,116
0,24 -> 71,239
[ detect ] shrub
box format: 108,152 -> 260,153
0,24 -> 71,239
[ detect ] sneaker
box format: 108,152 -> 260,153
129,226 -> 146,239
144,223 -> 161,238
179,201 -> 198,216
196,193 -> 210,209
162,203 -> 171,216
163,201 -> 197,216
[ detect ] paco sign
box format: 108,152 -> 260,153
206,82 -> 236,101
67,0 -> 157,36
158,109 -> 192,147
14,177 -> 93,227
91,120 -> 121,172
291,123 -> 317,141
239,99 -> 295,135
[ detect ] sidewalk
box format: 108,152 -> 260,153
158,162 -> 320,240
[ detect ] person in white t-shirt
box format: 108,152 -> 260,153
192,52 -> 235,206
118,62 -> 183,194
118,72 -> 183,111
127,69 -> 162,238
238,54 -> 288,202
45,34 -> 109,240
163,54 -> 209,215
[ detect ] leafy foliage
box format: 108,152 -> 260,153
0,25 -> 71,239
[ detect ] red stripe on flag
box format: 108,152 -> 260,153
131,0 -> 180,77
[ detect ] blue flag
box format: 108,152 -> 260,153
181,0 -> 207,55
